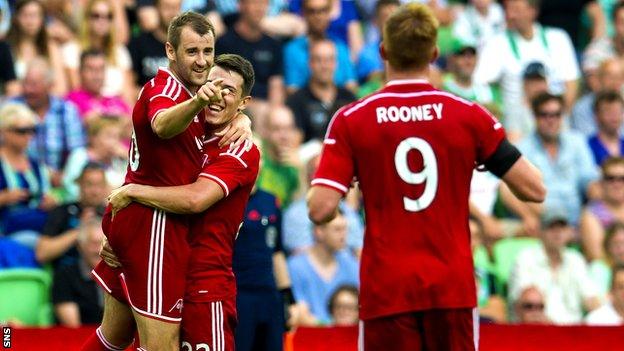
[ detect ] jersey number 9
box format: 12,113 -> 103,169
394,137 -> 438,212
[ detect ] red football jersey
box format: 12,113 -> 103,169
312,79 -> 505,320
186,138 -> 260,302
126,68 -> 206,186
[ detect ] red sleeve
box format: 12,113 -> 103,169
199,140 -> 260,197
311,109 -> 354,195
146,81 -> 179,122
473,103 -> 506,163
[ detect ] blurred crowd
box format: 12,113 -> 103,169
0,0 -> 623,331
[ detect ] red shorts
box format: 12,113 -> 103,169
181,298 -> 237,351
92,203 -> 190,322
361,308 -> 478,351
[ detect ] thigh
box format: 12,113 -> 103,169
110,204 -> 190,322
422,308 -> 478,351
92,260 -> 126,304
99,292 -> 136,348
363,312 -> 424,351
181,298 -> 237,351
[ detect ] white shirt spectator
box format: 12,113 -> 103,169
474,24 -> 580,118
453,2 -> 505,50
470,169 -> 500,215
509,244 -> 600,324
585,302 -> 624,325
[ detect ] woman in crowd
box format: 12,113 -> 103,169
62,0 -> 134,104
6,0 -> 66,95
0,103 -> 56,248
580,157 -> 624,261
591,222 -> 624,295
62,115 -> 125,203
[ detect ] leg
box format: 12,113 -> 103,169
362,312 -> 424,351
234,290 -> 257,351
181,299 -> 237,351
421,308 -> 477,351
263,290 -> 285,351
133,312 -> 180,351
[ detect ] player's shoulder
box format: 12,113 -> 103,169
217,139 -> 260,168
141,68 -> 186,100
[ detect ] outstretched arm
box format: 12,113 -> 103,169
109,178 -> 225,215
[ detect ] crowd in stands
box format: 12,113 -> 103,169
0,0 -> 623,331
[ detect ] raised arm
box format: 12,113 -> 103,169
109,178 -> 225,215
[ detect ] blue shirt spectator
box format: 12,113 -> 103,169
588,135 -> 624,165
284,36 -> 356,90
290,0 -> 360,46
282,200 -> 363,255
357,41 -> 383,81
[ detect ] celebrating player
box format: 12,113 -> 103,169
307,4 -> 545,350
108,54 -> 258,351
82,13 -> 251,351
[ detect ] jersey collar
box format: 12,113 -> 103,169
384,79 -> 435,92
158,67 -> 194,97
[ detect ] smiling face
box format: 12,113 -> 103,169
203,66 -> 250,128
166,26 -> 215,91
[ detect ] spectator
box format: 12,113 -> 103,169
580,158 -> 624,262
452,0 -> 505,50
589,222 -> 624,296
216,0 -> 284,136
588,90 -> 624,166
513,285 -> 550,324
442,41 -> 497,106
6,0 -> 67,95
509,212 -> 602,324
288,210 -> 359,324
35,162 -> 108,268
128,0 -> 182,87
0,0 -> 11,37
0,39 -> 20,97
328,285 -> 359,326
12,59 -> 86,187
289,0 -> 364,60
62,0 -> 134,103
65,49 -> 132,123
286,39 -> 356,143
586,264 -> 624,325
505,61 -> 549,142
0,103 -> 55,248
474,0 -> 580,116
256,106 -> 302,208
283,0 -> 357,94
571,58 -> 624,137
282,153 -> 363,256
518,93 -> 598,225
356,0 -> 399,82
584,3 -> 624,80
538,0 -> 606,48
51,216 -> 104,327
44,0 -> 78,45
61,117 -> 126,203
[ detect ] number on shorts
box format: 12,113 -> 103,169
182,341 -> 210,351
394,137 -> 438,212
129,129 -> 140,171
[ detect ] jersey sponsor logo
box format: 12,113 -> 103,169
376,103 -> 443,124
168,298 -> 184,313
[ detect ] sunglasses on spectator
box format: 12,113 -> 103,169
90,12 -> 113,20
520,302 -> 545,311
304,6 -> 330,14
9,126 -> 37,135
604,175 -> 624,182
536,111 -> 562,119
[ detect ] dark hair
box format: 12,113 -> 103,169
78,161 -> 106,180
375,0 -> 400,15
601,157 -> 624,178
505,0 -> 540,9
593,90 -> 624,114
167,11 -> 215,50
7,0 -> 50,59
79,48 -> 106,68
530,92 -> 564,116
604,222 -> 624,266
214,54 -> 255,97
328,285 -> 359,313
611,264 -> 624,290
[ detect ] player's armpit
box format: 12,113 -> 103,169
307,186 -> 342,224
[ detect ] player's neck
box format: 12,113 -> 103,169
385,67 -> 430,85
167,64 -> 199,93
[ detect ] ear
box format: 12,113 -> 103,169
165,42 -> 176,62
379,42 -> 387,61
430,45 -> 440,64
237,96 -> 251,112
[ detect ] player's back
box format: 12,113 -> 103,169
127,67 -> 206,186
316,80 -> 505,320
